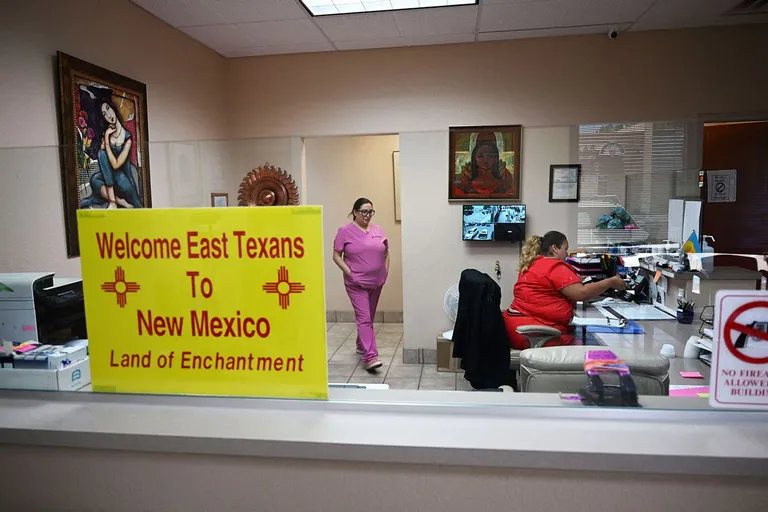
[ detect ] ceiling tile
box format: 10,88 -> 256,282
209,0 -> 310,23
236,19 -> 329,46
478,22 -> 632,41
335,32 -> 474,50
632,0 -> 768,31
180,24 -> 252,50
559,0 -> 655,26
221,42 -> 336,57
315,11 -> 401,41
131,0 -> 224,27
478,0 -> 564,33
393,4 -> 478,36
135,0 -> 768,57
364,0 -> 394,12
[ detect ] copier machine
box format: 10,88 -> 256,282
0,273 -> 87,344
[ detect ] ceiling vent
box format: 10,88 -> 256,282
723,0 -> 768,15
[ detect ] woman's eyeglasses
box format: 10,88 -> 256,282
357,209 -> 375,217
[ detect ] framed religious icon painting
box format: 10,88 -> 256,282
449,125 -> 522,201
57,52 -> 152,257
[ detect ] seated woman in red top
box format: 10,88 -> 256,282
504,231 -> 626,350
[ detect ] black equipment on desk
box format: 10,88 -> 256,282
0,273 -> 88,345
600,254 -> 618,277
623,273 -> 650,303
604,270 -> 650,304
33,275 -> 87,344
579,372 -> 640,407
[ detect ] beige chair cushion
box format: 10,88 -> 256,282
519,346 -> 670,395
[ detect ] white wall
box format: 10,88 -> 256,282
0,0 -> 227,148
401,127 -> 577,349
228,26 -> 768,138
0,0 -> 228,277
305,135 -> 402,312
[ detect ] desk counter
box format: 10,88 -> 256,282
1,388 -> 767,478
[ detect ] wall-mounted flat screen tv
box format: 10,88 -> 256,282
462,205 -> 526,242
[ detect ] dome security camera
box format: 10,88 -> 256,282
608,27 -> 619,40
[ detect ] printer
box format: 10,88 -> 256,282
0,273 -> 87,344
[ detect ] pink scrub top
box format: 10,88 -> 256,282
333,223 -> 389,289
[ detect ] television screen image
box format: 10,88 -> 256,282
462,205 -> 526,241
497,205 -> 526,223
464,223 -> 494,241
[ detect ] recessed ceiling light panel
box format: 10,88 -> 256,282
299,0 -> 478,17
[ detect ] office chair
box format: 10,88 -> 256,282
510,325 -> 563,374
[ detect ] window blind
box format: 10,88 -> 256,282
577,122 -> 698,247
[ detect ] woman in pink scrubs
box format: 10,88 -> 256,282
333,198 -> 389,371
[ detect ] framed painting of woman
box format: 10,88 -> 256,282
449,125 -> 522,201
57,52 -> 151,257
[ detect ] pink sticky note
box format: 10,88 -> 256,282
680,371 -> 704,379
669,386 -> 709,397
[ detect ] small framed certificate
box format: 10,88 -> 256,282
210,192 -> 229,207
549,164 -> 581,202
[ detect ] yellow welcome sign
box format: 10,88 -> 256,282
77,207 -> 328,399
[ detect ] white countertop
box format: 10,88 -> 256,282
1,388 -> 767,477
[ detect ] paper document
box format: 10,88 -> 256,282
667,199 -> 684,243
682,200 -> 702,243
572,317 -> 626,327
596,304 -> 675,321
594,297 -> 633,307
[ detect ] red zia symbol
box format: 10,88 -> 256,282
101,267 -> 140,308
263,266 -> 305,310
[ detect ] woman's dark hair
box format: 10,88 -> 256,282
518,230 -> 568,272
99,98 -> 125,131
470,141 -> 502,180
348,197 -> 373,220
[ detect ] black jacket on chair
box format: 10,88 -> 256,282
451,269 -> 512,389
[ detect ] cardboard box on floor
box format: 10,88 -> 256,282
437,334 -> 462,372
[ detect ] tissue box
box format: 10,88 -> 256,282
0,357 -> 91,391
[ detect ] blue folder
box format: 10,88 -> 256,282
586,320 -> 644,335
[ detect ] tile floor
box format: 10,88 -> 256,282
327,322 -> 473,391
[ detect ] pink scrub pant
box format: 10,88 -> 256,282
345,284 -> 382,363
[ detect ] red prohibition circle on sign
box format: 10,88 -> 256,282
723,300 -> 768,364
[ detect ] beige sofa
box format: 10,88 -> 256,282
519,346 -> 670,395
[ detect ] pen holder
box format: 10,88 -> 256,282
676,307 -> 694,324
